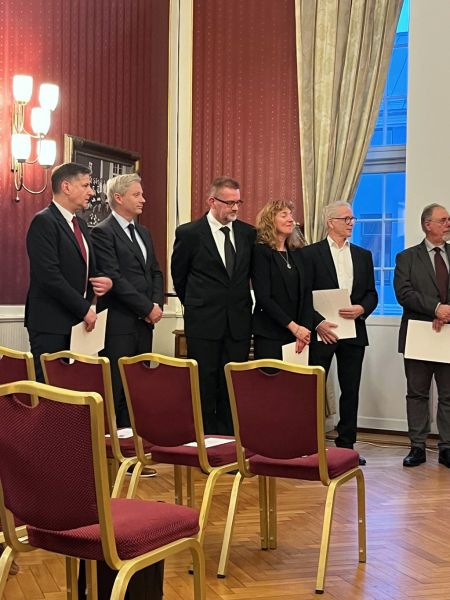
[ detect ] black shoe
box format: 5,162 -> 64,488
438,448 -> 450,468
358,455 -> 366,466
403,447 -> 426,467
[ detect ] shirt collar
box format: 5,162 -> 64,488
52,200 -> 75,224
112,210 -> 135,230
327,235 -> 350,250
207,210 -> 233,233
424,238 -> 446,253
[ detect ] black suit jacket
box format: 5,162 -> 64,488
171,215 -> 256,340
251,244 -> 313,341
90,214 -> 164,335
25,202 -> 96,334
301,239 -> 378,346
394,240 -> 450,353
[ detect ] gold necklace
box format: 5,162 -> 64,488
278,249 -> 291,269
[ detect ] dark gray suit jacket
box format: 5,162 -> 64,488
394,240 -> 450,353
171,215 -> 256,341
91,214 -> 164,335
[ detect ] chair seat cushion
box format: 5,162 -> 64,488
27,499 -> 199,561
105,437 -> 154,459
248,447 -> 359,480
150,436 -> 242,469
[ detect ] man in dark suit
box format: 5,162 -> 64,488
394,203 -> 450,468
25,162 -> 112,381
301,201 -> 378,464
91,173 -> 164,428
171,176 -> 256,435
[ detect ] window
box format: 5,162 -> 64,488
352,0 -> 409,315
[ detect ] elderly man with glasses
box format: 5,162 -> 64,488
301,201 -> 378,465
394,203 -> 450,468
171,176 -> 256,435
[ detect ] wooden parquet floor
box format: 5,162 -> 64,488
3,440 -> 450,600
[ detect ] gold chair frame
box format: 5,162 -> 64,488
0,380 -> 205,600
218,359 -> 366,594
119,353 -> 241,557
41,351 -> 137,497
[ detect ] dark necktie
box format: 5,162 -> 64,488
434,247 -> 448,303
128,223 -> 145,262
220,226 -> 236,277
72,217 -> 87,263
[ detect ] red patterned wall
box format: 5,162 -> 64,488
0,0 -> 169,304
191,0 -> 302,226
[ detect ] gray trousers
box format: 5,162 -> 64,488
404,358 -> 450,449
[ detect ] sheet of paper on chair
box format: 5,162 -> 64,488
312,289 -> 356,341
282,341 -> 309,365
184,437 -> 235,448
405,319 -> 450,363
70,309 -> 108,355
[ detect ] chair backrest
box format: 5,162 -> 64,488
41,351 -> 115,436
0,346 -> 36,405
119,354 -> 203,448
225,360 -> 326,460
0,381 -> 110,533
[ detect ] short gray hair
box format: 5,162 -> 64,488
107,173 -> 142,208
323,201 -> 352,223
421,203 -> 446,232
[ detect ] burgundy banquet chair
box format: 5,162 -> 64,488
0,380 -> 205,599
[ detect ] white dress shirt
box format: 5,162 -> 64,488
327,235 -> 353,292
207,211 -> 236,268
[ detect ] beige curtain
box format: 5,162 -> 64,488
295,0 -> 402,417
295,0 -> 403,244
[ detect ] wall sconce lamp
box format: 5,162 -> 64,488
11,75 -> 59,200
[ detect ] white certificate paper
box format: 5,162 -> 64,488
282,341 -> 309,366
405,319 -> 450,363
312,289 -> 356,341
70,309 -> 108,355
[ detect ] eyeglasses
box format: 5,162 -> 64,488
426,218 -> 450,225
213,196 -> 244,207
331,216 -> 357,225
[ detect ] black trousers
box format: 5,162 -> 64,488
309,340 -> 365,448
28,329 -> 71,382
101,320 -> 153,428
186,334 -> 251,435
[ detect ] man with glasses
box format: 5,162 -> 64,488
394,203 -> 450,468
301,201 -> 378,464
171,176 -> 256,434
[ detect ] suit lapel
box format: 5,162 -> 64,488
318,240 -> 339,287
418,240 -> 440,294
199,216 -> 229,277
49,203 -> 86,262
110,216 -> 146,270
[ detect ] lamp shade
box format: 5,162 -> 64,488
37,139 -> 57,167
13,75 -> 33,103
31,107 -> 51,135
39,83 -> 59,111
12,133 -> 32,161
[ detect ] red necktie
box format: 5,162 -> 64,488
72,217 -> 87,263
433,247 -> 448,303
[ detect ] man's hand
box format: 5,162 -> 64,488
436,304 -> 450,322
433,318 -> 445,332
295,339 -> 307,354
83,308 -> 97,332
338,304 -> 364,320
316,321 -> 338,344
89,276 -> 113,296
145,303 -> 163,324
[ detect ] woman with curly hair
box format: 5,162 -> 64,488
252,200 -> 312,360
